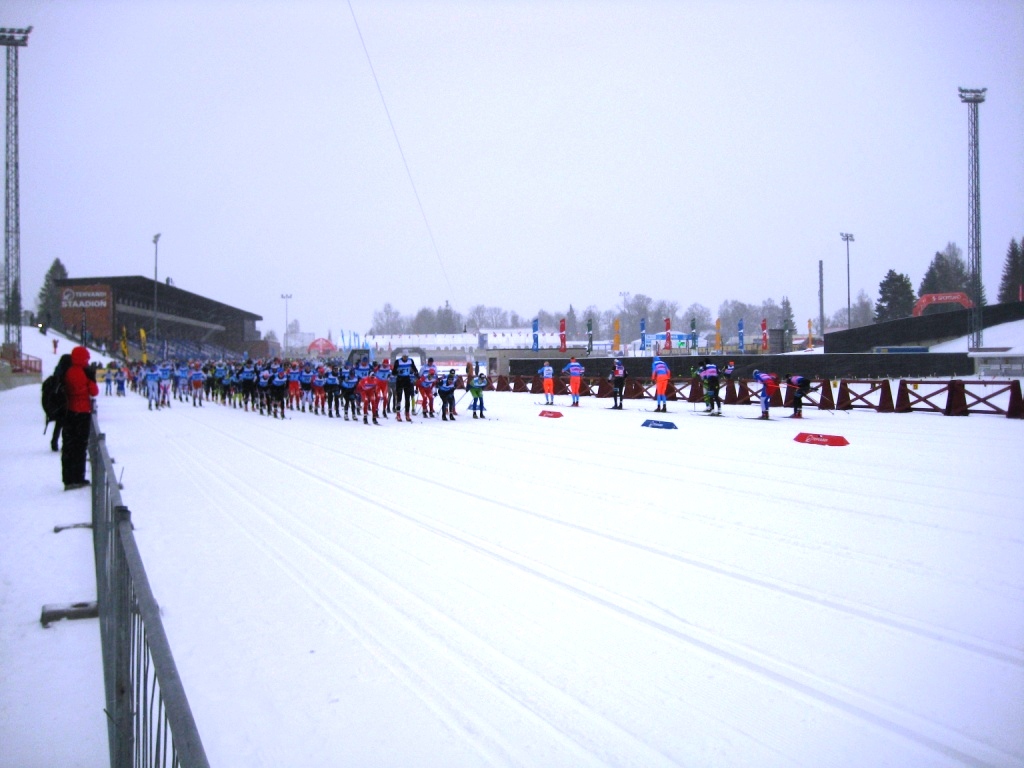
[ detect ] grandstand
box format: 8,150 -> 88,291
53,276 -> 268,360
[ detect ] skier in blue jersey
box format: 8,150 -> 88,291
188,364 -> 207,407
340,369 -> 360,420
469,372 -> 488,418
144,364 -> 161,411
270,369 -> 289,418
538,361 -> 555,405
562,358 -> 584,406
324,367 -> 341,417
651,357 -> 670,412
752,369 -> 779,420
438,369 -> 458,421
238,361 -> 257,411
393,352 -> 419,422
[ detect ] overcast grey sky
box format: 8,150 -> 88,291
6,0 -> 1023,341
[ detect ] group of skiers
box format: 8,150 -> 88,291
76,352 -> 814,432
116,353 -> 492,425
539,356 -> 811,419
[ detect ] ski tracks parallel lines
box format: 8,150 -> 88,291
161,427 -> 681,768
172,412 -> 1017,768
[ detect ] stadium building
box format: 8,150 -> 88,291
54,276 -> 268,359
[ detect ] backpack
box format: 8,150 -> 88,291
42,365 -> 70,424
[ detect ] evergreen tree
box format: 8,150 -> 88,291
565,304 -> 579,338
35,258 -> 68,328
918,242 -> 969,296
874,270 -> 916,323
435,301 -> 461,333
779,296 -> 796,332
410,307 -> 437,333
997,238 -> 1023,304
850,290 -> 874,328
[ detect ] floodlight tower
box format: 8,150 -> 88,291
959,87 -> 986,349
152,233 -> 160,337
2,26 -> 31,359
840,233 -> 854,329
281,293 -> 292,354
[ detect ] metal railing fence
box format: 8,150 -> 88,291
89,413 -> 210,768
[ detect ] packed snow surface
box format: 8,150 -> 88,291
2,328 -> 1023,768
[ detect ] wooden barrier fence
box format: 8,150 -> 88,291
463,375 -> 1022,418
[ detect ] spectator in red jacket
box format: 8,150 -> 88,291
62,345 -> 98,490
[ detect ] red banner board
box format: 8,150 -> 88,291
539,410 -> 563,418
794,432 -> 849,447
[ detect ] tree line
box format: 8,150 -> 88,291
370,294 -> 799,339
32,234 -> 1022,342
874,237 -> 1023,324
370,236 -> 1022,338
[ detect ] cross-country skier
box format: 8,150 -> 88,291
270,368 -> 288,418
393,352 -> 418,422
376,359 -> 392,418
324,367 -> 340,417
469,371 -> 488,418
341,368 -> 359,420
651,356 -> 670,413
189,363 -> 207,407
257,369 -> 271,414
311,368 -> 327,414
417,365 -> 437,418
144,364 -> 161,411
538,361 -> 555,405
358,369 -> 380,424
610,359 -> 627,409
298,364 -> 315,412
287,362 -> 302,411
783,373 -> 812,418
699,359 -> 722,414
438,369 -> 458,421
238,360 -> 257,411
752,369 -> 779,420
159,361 -> 173,408
562,357 -> 584,406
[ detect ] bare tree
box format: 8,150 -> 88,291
682,302 -> 712,332
371,303 -> 405,334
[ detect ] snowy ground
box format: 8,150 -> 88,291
2,328 -> 1023,768
930,319 -> 1024,354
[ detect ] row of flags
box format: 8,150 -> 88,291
531,317 -> 774,354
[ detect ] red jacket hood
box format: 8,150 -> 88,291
71,346 -> 90,367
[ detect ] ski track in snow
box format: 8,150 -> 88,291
120,391 -> 1024,768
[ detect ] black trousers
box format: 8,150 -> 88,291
395,379 -> 415,412
61,411 -> 91,484
49,414 -> 64,450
